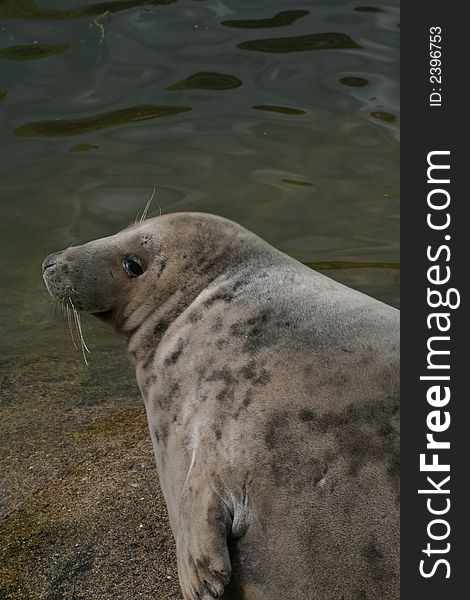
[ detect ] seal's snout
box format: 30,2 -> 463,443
42,250 -> 71,302
42,251 -> 64,273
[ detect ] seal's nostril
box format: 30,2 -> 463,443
42,251 -> 64,273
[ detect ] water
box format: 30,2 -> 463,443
0,0 -> 398,519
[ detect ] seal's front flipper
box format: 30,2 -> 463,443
176,481 -> 233,599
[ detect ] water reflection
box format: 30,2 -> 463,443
282,179 -> 314,187
371,110 -> 396,122
354,6 -> 383,12
252,105 -> 306,115
167,72 -> 242,91
238,32 -> 361,53
14,105 -> 192,137
0,0 -> 175,21
305,260 -> 399,271
221,10 -> 310,29
0,43 -> 70,60
69,143 -> 100,152
339,76 -> 369,87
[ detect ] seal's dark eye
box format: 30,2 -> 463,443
122,256 -> 144,278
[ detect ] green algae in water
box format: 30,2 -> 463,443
0,0 -> 175,21
69,144 -> 99,152
167,72 -> 242,91
339,76 -> 369,87
0,91 -> 7,101
222,10 -> 309,29
238,32 -> 360,54
371,111 -> 396,123
13,105 -> 192,137
282,178 -> 314,187
253,105 -> 305,115
0,44 -> 70,61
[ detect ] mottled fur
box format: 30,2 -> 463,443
43,212 -> 399,600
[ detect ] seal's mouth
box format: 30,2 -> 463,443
42,273 -> 72,306
43,269 -> 79,308
91,309 -> 114,323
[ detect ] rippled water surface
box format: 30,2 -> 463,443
0,0 -> 399,517
1,0 -> 399,352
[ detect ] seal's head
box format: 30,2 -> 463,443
43,219 -> 164,326
42,212 -> 252,335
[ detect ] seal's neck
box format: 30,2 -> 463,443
121,221 -> 286,368
125,285 -> 198,367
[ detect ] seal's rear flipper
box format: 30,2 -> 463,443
176,476 -> 233,599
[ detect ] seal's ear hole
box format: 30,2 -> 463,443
122,256 -> 144,278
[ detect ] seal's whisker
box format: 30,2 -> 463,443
69,298 -> 90,365
137,186 -> 157,224
75,311 -> 90,354
54,301 -> 65,319
75,314 -> 89,365
66,303 -> 79,350
68,298 -> 81,351
74,309 -> 90,357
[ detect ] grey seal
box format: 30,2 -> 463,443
42,212 -> 399,600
